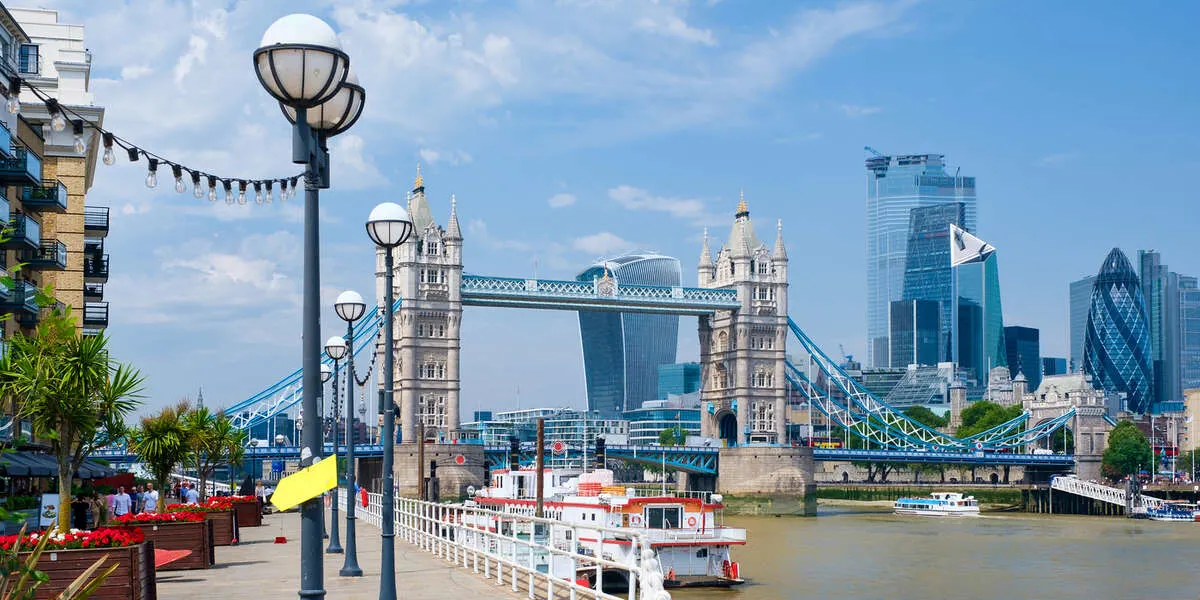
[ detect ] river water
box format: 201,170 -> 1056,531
673,504 -> 1200,600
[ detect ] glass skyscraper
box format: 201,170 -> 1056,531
901,203 -> 966,362
1139,250 -> 1183,408
1042,357 -> 1067,378
577,253 -> 682,418
955,252 -> 1006,383
657,362 -> 701,399
1083,248 -> 1155,414
1004,326 -> 1041,391
1181,276 -> 1200,391
889,299 -> 940,367
866,153 -> 976,367
1069,275 -> 1097,373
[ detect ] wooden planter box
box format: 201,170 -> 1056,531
232,500 -> 262,527
23,542 -> 156,600
110,521 -> 214,570
205,510 -> 238,546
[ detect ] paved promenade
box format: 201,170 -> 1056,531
157,510 -> 526,600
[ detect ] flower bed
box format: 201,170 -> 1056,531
166,503 -> 238,545
164,503 -> 224,514
13,535 -> 155,600
109,518 -> 214,571
218,497 -> 263,528
112,512 -> 205,525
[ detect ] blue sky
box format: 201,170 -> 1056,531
45,0 -> 1199,417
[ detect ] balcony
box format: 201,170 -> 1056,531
84,282 -> 104,302
84,253 -> 109,283
21,181 -> 68,212
20,239 -> 67,270
0,123 -> 11,159
83,302 -> 109,329
0,147 -> 41,186
3,213 -> 40,250
84,206 -> 109,238
0,281 -> 41,316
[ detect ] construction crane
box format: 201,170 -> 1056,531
864,145 -> 884,158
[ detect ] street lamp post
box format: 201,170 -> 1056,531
255,13 -> 363,600
324,336 -> 347,554
319,363 -> 332,541
335,290 -> 366,577
366,202 -> 413,600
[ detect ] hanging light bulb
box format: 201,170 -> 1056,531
127,146 -> 140,162
71,121 -> 86,154
145,158 -> 158,188
237,181 -> 247,205
223,180 -> 234,205
44,99 -> 66,131
191,172 -> 203,199
6,79 -> 19,115
265,181 -> 274,204
101,133 -> 115,165
253,182 -> 263,205
172,165 -> 185,193
207,176 -> 217,202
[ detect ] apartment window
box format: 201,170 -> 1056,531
18,44 -> 37,75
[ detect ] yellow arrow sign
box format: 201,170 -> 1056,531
270,456 -> 337,512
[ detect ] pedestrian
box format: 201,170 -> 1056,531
143,482 -> 159,513
89,492 -> 105,528
112,486 -> 132,517
131,486 -> 142,514
185,482 -> 200,505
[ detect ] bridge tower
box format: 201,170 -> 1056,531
697,193 -> 789,445
1023,374 -> 1113,481
377,166 -> 463,444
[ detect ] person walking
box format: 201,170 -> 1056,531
143,483 -> 160,513
112,486 -> 132,518
185,482 -> 200,505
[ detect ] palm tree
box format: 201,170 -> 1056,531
183,408 -> 247,500
130,402 -> 191,512
0,313 -> 144,533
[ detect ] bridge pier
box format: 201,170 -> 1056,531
715,446 -> 816,516
394,444 -> 484,500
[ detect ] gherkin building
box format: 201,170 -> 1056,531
1083,248 -> 1154,414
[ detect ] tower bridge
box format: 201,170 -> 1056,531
202,169 -> 1104,502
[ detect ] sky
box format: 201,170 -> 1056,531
34,0 -> 1200,418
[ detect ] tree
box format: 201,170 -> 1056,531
1179,448 -> 1199,482
129,402 -> 191,512
1101,420 -> 1152,480
0,313 -> 144,533
183,408 -> 247,500
955,401 -> 1023,438
658,427 -> 688,447
903,406 -> 948,429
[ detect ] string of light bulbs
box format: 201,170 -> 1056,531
8,77 -> 303,205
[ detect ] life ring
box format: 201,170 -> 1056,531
666,568 -> 676,581
722,560 -> 731,578
630,514 -> 642,526
686,516 -> 697,527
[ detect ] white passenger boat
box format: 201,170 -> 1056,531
893,492 -> 980,517
1146,503 -> 1196,522
460,467 -> 746,589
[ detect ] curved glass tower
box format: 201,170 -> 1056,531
577,253 -> 681,418
1083,248 -> 1154,414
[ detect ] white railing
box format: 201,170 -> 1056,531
173,474 -> 231,497
1050,476 -> 1165,510
340,491 -> 672,600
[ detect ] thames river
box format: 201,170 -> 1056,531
675,505 -> 1200,600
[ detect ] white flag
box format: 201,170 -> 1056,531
949,224 -> 995,267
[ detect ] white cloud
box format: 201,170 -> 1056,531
608,185 -> 721,225
634,15 -> 717,46
418,148 -> 473,166
121,202 -> 152,215
572,232 -> 635,256
467,219 -> 533,252
331,134 -> 389,189
173,35 -> 208,87
1038,152 -> 1076,167
840,103 -> 882,117
547,193 -> 577,208
121,65 -> 153,80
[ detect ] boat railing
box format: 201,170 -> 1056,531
342,489 -> 672,600
640,526 -> 747,544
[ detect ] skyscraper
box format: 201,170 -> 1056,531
1004,326 -> 1042,391
901,202 -> 967,361
577,253 -> 682,418
1042,357 -> 1067,378
889,299 -> 940,367
1069,275 -> 1097,372
1083,249 -> 1155,414
955,251 -> 1006,383
1139,250 -> 1183,408
1180,276 -> 1200,391
866,152 -> 977,367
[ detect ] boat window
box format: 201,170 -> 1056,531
646,506 -> 682,529
696,548 -> 708,558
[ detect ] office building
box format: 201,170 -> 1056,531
657,362 -> 701,399
577,253 -> 682,418
1083,248 -> 1154,414
1069,275 -> 1097,372
1139,250 -> 1182,409
866,152 -> 976,367
901,202 -> 966,362
1004,326 -> 1041,391
488,408 -> 628,469
955,251 -> 1007,383
0,7 -> 109,338
625,395 -> 701,446
1181,276 -> 1200,391
1042,357 -> 1067,378
888,299 -> 940,367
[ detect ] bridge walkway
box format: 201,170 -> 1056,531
1049,476 -> 1165,510
156,508 -> 526,600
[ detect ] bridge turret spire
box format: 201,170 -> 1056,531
773,219 -> 787,261
446,194 -> 462,240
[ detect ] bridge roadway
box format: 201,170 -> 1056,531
157,507 -> 525,600
94,443 -> 1075,475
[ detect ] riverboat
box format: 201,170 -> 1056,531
460,467 -> 746,589
893,492 -> 980,517
1146,503 -> 1196,522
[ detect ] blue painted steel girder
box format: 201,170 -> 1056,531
461,274 -> 739,315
